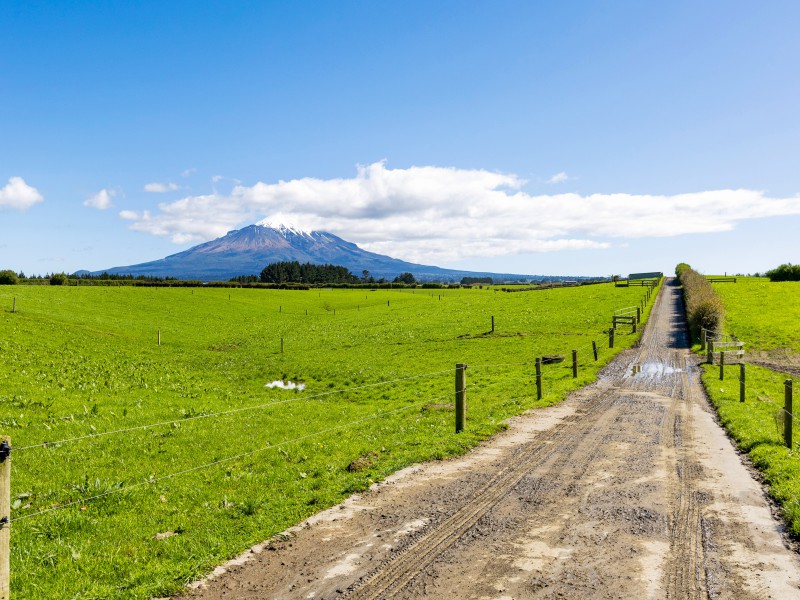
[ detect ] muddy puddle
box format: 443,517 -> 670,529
629,361 -> 682,377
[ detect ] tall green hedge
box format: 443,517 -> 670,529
675,263 -> 725,342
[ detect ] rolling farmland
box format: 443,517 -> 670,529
0,282 -> 655,599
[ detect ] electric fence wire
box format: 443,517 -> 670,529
10,402 -> 421,524
16,369 -> 453,452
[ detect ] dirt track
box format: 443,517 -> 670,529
177,280 -> 800,599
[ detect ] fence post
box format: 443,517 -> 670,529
572,350 -> 578,378
158,329 -> 161,346
740,363 -> 746,403
592,340 -> 598,361
637,305 -> 641,323
609,328 -> 614,349
719,351 -> 725,380
535,358 -> 542,400
455,364 -> 467,433
785,380 -> 793,449
700,329 -> 706,352
707,340 -> 714,364
491,316 -> 495,333
0,436 -> 10,600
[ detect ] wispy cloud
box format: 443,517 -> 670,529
548,171 -> 570,184
144,182 -> 181,193
119,162 -> 800,263
0,177 -> 43,211
83,188 -> 115,210
181,168 -> 196,178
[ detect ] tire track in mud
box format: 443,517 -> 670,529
344,387 -> 621,599
347,281 -> 705,599
182,279 -> 800,600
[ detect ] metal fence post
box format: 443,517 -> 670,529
455,364 -> 467,433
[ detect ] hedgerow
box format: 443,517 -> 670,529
675,263 -> 725,342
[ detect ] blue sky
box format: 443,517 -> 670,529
2,1 -> 799,277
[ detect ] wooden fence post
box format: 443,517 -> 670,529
740,363 -> 746,403
455,364 -> 467,433
707,340 -> 714,364
636,306 -> 641,323
535,358 -> 542,400
491,316 -> 495,333
608,328 -> 614,349
0,436 -> 10,600
785,380 -> 793,449
592,340 -> 598,361
719,351 -> 725,380
700,329 -> 706,352
572,350 -> 578,378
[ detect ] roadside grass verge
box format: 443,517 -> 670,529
0,282 -> 657,598
700,362 -> 800,534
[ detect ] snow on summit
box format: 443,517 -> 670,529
255,218 -> 314,239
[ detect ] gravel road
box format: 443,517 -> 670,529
176,279 -> 800,599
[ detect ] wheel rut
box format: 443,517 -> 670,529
179,279 -> 800,600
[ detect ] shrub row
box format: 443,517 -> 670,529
766,263 -> 800,282
675,263 -> 725,342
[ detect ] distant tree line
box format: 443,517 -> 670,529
765,263 -> 800,282
259,261 -> 360,284
461,276 -> 493,285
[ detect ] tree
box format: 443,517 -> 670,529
765,263 -> 800,282
0,269 -> 18,285
50,273 -> 68,285
393,272 -> 417,285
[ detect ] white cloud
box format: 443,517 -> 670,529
119,210 -> 140,220
181,168 -> 196,177
83,188 -> 115,210
0,177 -> 43,211
118,162 -> 800,263
144,182 -> 181,193
548,171 -> 570,184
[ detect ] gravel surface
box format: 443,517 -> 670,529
174,279 -> 800,599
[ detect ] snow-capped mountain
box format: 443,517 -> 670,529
90,221 -> 534,282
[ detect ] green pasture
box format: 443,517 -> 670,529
0,282 -> 655,599
700,363 -> 800,534
712,278 -> 800,357
699,276 -> 800,535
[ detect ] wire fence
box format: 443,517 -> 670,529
4,286 -> 659,529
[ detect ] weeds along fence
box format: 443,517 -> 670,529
0,285 -> 658,598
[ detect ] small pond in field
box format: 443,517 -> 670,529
265,380 -> 306,390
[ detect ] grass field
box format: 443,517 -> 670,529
711,277 -> 800,358
699,277 -> 800,535
0,282 -> 656,599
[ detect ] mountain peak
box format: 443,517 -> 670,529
255,218 -> 314,239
